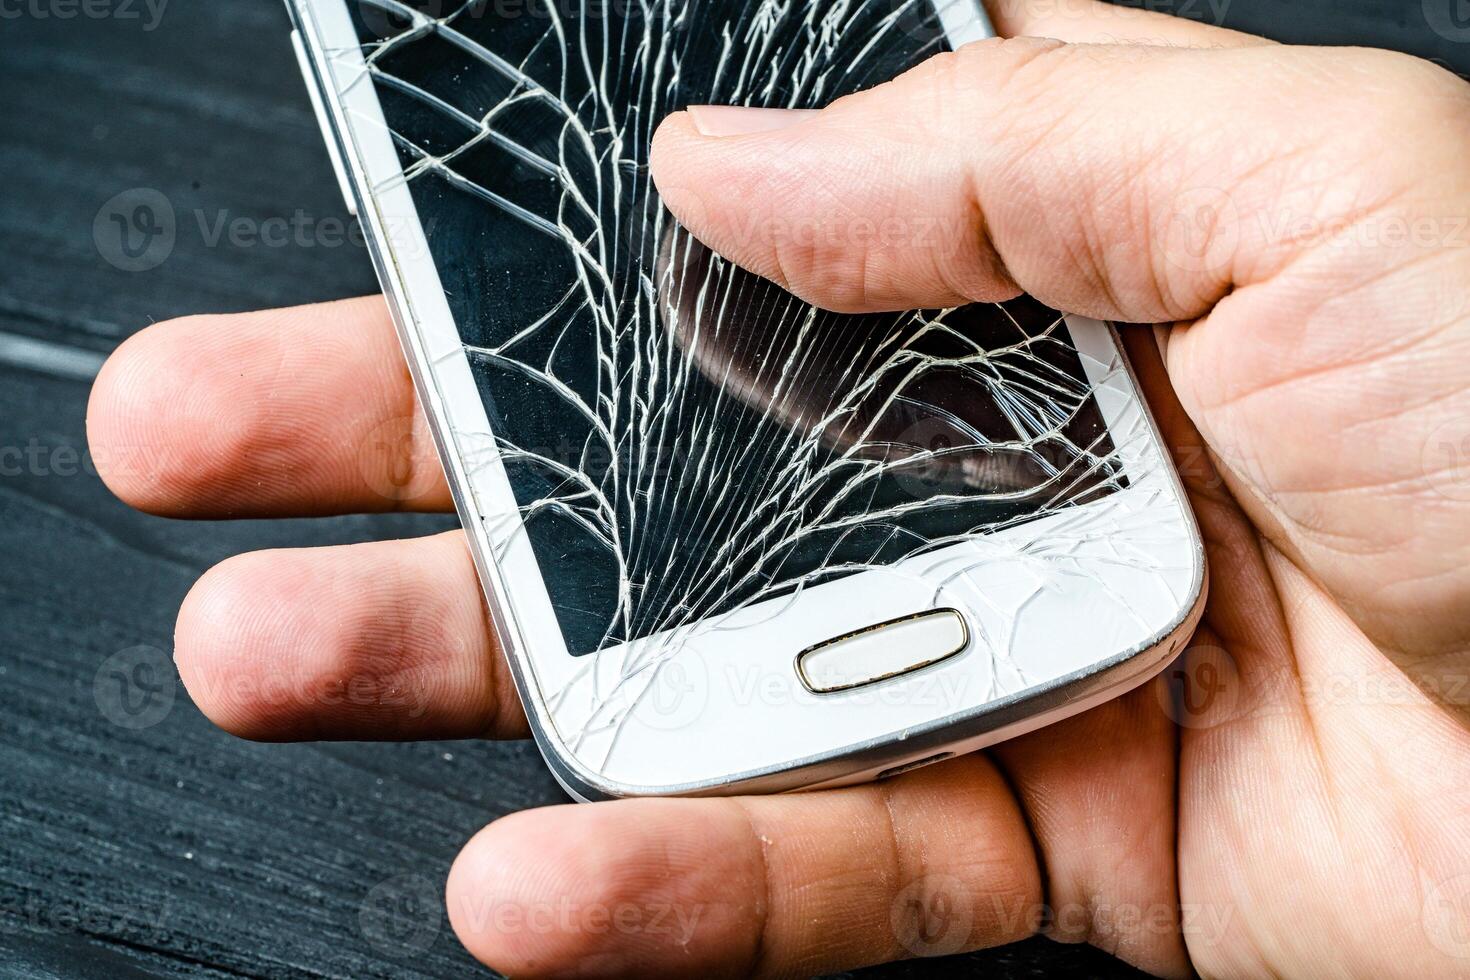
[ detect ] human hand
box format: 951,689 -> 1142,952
87,0 -> 1470,975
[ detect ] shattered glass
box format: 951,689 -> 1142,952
345,0 -> 1137,658
302,0 -> 1205,784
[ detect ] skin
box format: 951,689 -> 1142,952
86,1 -> 1470,975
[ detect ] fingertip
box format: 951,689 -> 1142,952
650,107 -> 695,158
447,800 -> 758,978
649,110 -> 716,233
648,83 -> 1013,313
445,809 -> 574,976
176,534 -> 521,744
87,315 -> 223,516
649,109 -> 711,190
175,548 -> 318,741
88,297 -> 452,520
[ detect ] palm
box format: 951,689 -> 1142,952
978,313 -> 1470,976
1177,556 -> 1470,978
1163,246 -> 1470,974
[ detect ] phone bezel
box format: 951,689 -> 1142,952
286,0 -> 1206,800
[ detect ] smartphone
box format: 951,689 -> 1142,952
285,0 -> 1206,799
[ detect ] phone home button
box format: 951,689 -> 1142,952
795,608 -> 970,694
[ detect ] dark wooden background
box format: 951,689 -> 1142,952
1,1 -> 1463,976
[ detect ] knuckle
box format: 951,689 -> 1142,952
837,36 -> 1072,149
911,36 -> 1069,131
944,34 -> 1067,77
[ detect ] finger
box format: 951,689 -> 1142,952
650,40 -> 1454,317
88,295 -> 453,518
446,755 -> 1041,977
175,530 -> 527,741
984,0 -> 1270,47
990,684 -> 1188,978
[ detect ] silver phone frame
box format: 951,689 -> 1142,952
285,0 -> 1207,801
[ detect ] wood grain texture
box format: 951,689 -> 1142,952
1,0 -> 1461,977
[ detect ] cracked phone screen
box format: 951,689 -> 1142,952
350,0 -> 1128,658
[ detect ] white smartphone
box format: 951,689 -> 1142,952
286,0 -> 1206,800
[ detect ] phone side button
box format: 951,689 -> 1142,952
877,752 -> 955,781
795,608 -> 969,695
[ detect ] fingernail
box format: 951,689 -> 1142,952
686,105 -> 818,137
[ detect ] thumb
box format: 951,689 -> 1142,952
649,37 -> 1455,319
